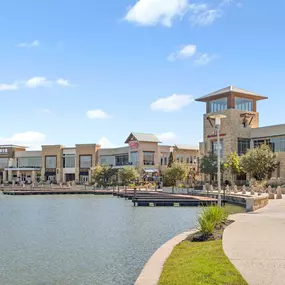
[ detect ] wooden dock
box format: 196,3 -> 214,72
2,189 -> 114,195
1,188 -> 217,207
115,190 -> 217,207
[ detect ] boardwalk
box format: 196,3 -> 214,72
223,197 -> 285,285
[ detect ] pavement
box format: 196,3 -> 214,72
223,196 -> 285,285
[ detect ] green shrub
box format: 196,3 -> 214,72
198,216 -> 215,236
178,183 -> 183,188
198,206 -> 228,236
129,183 -> 135,189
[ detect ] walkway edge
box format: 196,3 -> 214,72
134,228 -> 198,285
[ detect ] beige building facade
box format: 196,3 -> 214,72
0,132 -> 199,184
197,86 -> 285,183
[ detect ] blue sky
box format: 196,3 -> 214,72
0,0 -> 284,149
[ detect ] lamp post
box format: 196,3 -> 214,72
210,114 -> 227,207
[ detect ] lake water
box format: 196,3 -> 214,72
0,195 -> 243,285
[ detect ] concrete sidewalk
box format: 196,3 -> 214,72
223,197 -> 285,285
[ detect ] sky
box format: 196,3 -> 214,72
0,0 -> 284,150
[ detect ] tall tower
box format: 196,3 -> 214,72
196,86 -> 267,182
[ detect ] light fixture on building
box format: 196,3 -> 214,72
209,114 -> 227,208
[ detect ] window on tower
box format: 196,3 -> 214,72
235,97 -> 253,111
209,97 -> 228,113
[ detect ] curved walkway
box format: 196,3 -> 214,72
223,196 -> 285,285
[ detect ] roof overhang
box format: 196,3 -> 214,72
195,86 -> 268,102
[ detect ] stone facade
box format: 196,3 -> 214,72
198,86 -> 285,184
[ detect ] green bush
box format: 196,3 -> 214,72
198,206 -> 228,236
198,216 -> 215,236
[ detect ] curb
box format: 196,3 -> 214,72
134,228 -> 198,285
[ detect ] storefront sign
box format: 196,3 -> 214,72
207,133 -> 226,138
45,168 -> 56,173
80,168 -> 90,172
129,142 -> 138,149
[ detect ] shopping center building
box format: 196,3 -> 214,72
197,86 -> 285,183
0,132 -> 199,183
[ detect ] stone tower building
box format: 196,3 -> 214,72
196,86 -> 268,183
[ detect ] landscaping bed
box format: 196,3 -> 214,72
159,206 -> 248,285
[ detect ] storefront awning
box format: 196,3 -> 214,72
143,169 -> 159,173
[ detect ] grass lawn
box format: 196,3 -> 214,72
159,240 -> 248,285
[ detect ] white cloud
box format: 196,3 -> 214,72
125,0 -> 188,27
151,94 -> 194,112
86,109 -> 112,119
168,45 -> 214,65
16,40 -> 40,48
56,78 -> 71,87
39,108 -> 52,113
26,77 -> 52,88
168,44 -> 197,61
157,132 -> 178,143
0,131 -> 45,150
0,83 -> 18,91
194,53 -> 214,65
189,3 -> 222,26
0,77 -> 72,90
98,137 -> 117,148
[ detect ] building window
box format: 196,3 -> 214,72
45,156 -> 56,168
80,155 -> 92,168
190,156 -> 193,164
235,97 -> 253,111
164,157 -> 168,165
62,154 -> 75,168
186,157 -> 190,164
100,156 -> 115,166
254,137 -> 285,153
238,138 -> 251,156
212,140 -> 224,159
130,152 -> 138,165
115,154 -> 129,166
143,151 -> 154,165
18,157 -> 42,168
209,97 -> 228,113
270,137 -> 285,152
0,158 -> 8,168
194,156 -> 197,164
160,157 -> 163,165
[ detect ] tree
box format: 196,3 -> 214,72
239,144 -> 277,181
200,152 -> 225,183
167,152 -> 174,168
164,162 -> 188,192
199,152 -> 218,182
119,166 -> 140,186
224,152 -> 243,183
92,165 -> 117,187
188,168 -> 199,187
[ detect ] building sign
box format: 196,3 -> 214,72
129,142 -> 138,149
45,168 -> 56,173
0,148 -> 8,155
80,168 -> 90,172
207,133 -> 226,138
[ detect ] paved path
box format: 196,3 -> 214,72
223,197 -> 285,285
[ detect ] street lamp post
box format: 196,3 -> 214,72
210,114 -> 227,207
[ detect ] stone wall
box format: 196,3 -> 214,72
246,194 -> 269,212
